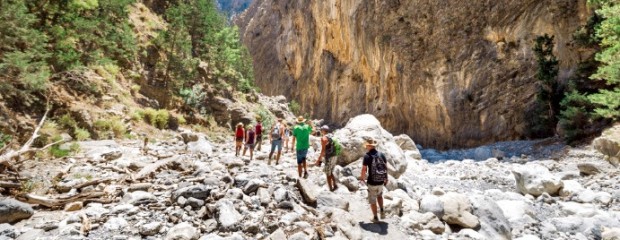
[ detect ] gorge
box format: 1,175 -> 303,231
236,0 -> 593,149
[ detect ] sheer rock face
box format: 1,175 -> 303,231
236,0 -> 591,149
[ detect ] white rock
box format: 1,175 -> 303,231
140,222 -> 162,236
469,195 -> 511,240
419,195 -> 444,218
512,164 -> 563,197
602,227 -> 620,240
217,199 -> 242,232
559,202 -> 598,217
103,217 -> 128,231
165,222 -> 198,240
122,191 -> 157,205
333,114 -> 408,178
559,180 -> 584,197
400,212 -> 445,234
440,192 -> 479,229
514,234 -> 541,240
187,135 -> 213,155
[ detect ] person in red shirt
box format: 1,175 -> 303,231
255,119 -> 263,151
233,122 -> 245,156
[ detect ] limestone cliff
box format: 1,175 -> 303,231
236,0 -> 592,149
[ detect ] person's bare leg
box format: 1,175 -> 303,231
249,149 -> 253,160
297,164 -> 302,177
370,201 -> 378,218
276,151 -> 281,164
242,146 -> 247,156
326,174 -> 332,190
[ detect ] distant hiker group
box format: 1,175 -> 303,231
232,115 -> 390,223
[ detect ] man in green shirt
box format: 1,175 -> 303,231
292,115 -> 312,178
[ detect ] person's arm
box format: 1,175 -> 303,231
315,137 -> 327,165
360,165 -> 367,184
291,128 -> 296,150
269,126 -> 273,142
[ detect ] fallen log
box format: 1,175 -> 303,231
18,191 -> 112,208
0,181 -> 21,189
73,178 -> 113,190
133,156 -> 181,181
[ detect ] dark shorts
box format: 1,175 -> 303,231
296,149 -> 308,164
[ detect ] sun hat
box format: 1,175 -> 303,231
364,138 -> 378,147
296,116 -> 305,123
320,125 -> 329,131
237,122 -> 244,127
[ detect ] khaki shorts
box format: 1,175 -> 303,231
323,156 -> 336,175
367,184 -> 383,204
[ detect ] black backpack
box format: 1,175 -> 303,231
325,136 -> 335,157
369,152 -> 388,183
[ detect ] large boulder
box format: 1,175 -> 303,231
230,107 -> 254,129
593,124 -> 620,166
186,134 -> 213,155
333,114 -> 408,178
394,134 -> 422,160
217,199 -> 242,232
512,164 -> 563,197
440,192 -> 480,229
0,198 -> 34,224
400,212 -> 445,234
469,195 -> 512,240
419,195 -> 444,219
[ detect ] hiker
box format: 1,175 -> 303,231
268,118 -> 285,165
359,138 -> 388,222
282,120 -> 291,153
234,122 -> 245,156
314,125 -> 338,191
242,124 -> 257,160
255,119 -> 263,151
292,116 -> 312,178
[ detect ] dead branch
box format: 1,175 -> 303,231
18,191 -> 110,208
80,213 -> 91,236
133,156 -> 180,181
73,178 -> 113,190
0,181 -> 21,189
0,109 -> 61,166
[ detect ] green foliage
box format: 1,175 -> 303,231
58,114 -> 78,130
289,100 -> 301,115
0,133 -> 12,149
50,145 -> 71,158
559,90 -> 592,143
74,128 -> 91,141
0,0 -> 51,107
179,85 -> 207,113
588,0 -> 620,120
94,117 -> 126,138
142,108 -> 170,129
255,107 -> 274,130
156,0 -> 255,97
527,34 -> 561,138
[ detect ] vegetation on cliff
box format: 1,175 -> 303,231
0,0 -> 254,149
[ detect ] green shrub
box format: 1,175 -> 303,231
255,107 -> 274,130
50,145 -> 71,158
153,109 -> 170,129
94,117 -> 126,138
130,111 -> 143,122
74,128 -> 91,141
58,114 -> 78,130
289,100 -> 301,115
0,133 -> 11,149
178,115 -> 187,125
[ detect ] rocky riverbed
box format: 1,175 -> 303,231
1,115 -> 619,240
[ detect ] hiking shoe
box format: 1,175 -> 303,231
372,216 -> 379,223
380,210 -> 386,219
303,171 -> 308,179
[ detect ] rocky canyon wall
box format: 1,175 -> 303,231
236,0 -> 592,149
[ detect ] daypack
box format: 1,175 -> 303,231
369,152 -> 388,183
325,135 -> 342,157
271,124 -> 281,140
